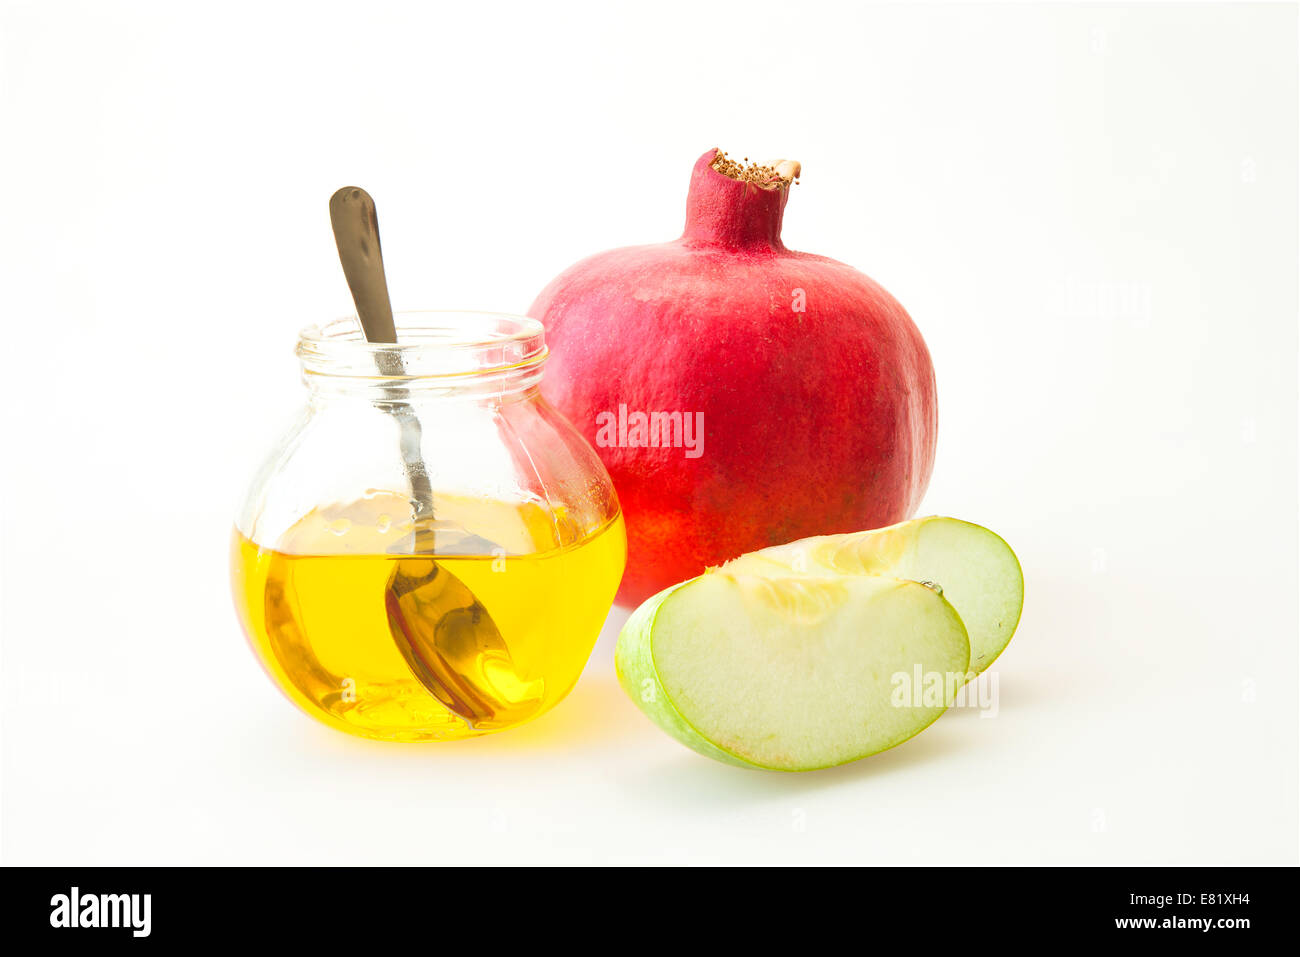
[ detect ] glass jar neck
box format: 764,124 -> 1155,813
296,312 -> 548,401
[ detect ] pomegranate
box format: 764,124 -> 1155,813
529,149 -> 937,606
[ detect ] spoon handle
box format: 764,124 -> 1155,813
329,186 -> 434,524
329,187 -> 397,343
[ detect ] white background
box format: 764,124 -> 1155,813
1,1 -> 1296,865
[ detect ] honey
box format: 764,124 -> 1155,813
232,491 -> 626,741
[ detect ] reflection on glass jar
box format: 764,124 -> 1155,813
231,312 -> 626,741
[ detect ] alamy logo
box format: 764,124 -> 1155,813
49,886 -> 151,938
594,404 -> 704,459
891,667 -> 1000,717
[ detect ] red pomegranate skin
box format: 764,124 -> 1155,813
530,149 -> 937,606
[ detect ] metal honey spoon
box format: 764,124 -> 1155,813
329,187 -> 536,729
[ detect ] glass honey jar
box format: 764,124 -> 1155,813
231,312 -> 626,741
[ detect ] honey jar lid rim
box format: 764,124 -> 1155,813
296,310 -> 548,382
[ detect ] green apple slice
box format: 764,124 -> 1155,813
616,571 -> 970,771
722,517 -> 1023,673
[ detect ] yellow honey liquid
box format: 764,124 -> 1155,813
232,492 -> 625,741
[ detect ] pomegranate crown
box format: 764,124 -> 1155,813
709,151 -> 802,189
682,148 -> 801,250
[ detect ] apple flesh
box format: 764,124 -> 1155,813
722,517 -> 1023,673
615,517 -> 1022,770
616,571 -> 970,771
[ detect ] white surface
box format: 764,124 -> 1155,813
1,1 -> 1296,865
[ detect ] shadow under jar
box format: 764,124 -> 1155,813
231,312 -> 626,741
